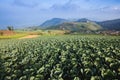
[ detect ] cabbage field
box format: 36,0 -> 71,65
0,35 -> 120,80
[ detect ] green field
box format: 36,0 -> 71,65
0,35 -> 120,80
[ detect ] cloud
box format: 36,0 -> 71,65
98,6 -> 120,12
50,4 -> 80,12
13,0 -> 39,8
0,0 -> 120,28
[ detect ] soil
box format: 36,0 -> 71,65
19,35 -> 39,39
0,30 -> 15,35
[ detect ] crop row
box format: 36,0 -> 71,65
0,35 -> 120,80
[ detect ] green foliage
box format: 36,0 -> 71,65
7,26 -> 14,31
0,35 -> 120,80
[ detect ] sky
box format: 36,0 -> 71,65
0,0 -> 120,28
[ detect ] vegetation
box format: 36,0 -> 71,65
7,26 -> 14,31
0,35 -> 120,80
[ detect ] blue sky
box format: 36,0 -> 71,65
0,0 -> 120,28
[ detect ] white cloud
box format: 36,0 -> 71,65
13,0 -> 39,8
0,0 -> 120,27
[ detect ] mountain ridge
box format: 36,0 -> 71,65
41,18 -> 120,31
1,18 -> 120,31
98,19 -> 120,30
40,18 -> 69,28
47,22 -> 102,32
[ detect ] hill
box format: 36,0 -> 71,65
40,18 -> 69,28
47,22 -> 102,32
40,18 -> 120,31
76,18 -> 92,22
98,19 -> 120,30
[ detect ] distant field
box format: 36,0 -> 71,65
0,35 -> 120,80
0,30 -> 28,39
0,30 -> 68,39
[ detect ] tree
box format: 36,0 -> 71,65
0,32 -> 3,36
7,26 -> 14,31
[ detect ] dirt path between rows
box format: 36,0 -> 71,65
19,35 -> 39,39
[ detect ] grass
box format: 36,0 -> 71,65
0,33 -> 28,39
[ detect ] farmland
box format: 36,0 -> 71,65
0,30 -> 67,39
0,30 -> 28,39
0,35 -> 120,80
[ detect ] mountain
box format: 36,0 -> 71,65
98,19 -> 120,30
40,18 -> 69,28
47,22 -> 102,32
76,18 -> 92,22
41,18 -> 120,31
